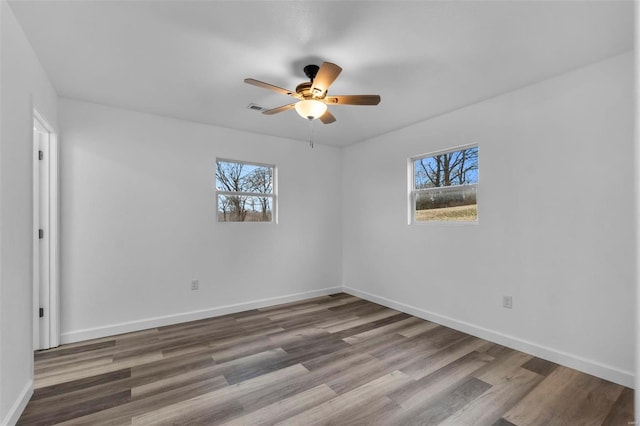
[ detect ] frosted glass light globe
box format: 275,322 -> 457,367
295,100 -> 327,120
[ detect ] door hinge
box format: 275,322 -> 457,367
38,150 -> 43,160
39,229 -> 44,239
39,308 -> 44,318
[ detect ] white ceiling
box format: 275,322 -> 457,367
9,1 -> 634,147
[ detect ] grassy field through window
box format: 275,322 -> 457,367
415,204 -> 477,222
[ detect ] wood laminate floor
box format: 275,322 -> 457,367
19,294 -> 633,425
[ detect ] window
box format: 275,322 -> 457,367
215,159 -> 275,222
410,145 -> 478,223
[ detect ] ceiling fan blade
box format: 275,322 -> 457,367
244,78 -> 300,98
262,103 -> 296,115
310,62 -> 342,98
325,95 -> 381,105
319,110 -> 336,124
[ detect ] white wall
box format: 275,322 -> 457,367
342,52 -> 635,387
0,1 -> 58,424
58,98 -> 342,342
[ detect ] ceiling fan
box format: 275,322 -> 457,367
244,62 -> 381,124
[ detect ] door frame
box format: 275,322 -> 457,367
33,107 -> 60,350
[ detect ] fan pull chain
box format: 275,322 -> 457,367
308,118 -> 314,149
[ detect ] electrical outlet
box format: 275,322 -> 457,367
502,295 -> 513,309
191,280 -> 199,290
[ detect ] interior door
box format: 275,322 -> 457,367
33,112 -> 59,350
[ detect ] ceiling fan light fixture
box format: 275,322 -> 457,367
245,61 -> 380,124
295,99 -> 327,120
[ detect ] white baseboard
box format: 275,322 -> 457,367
61,286 -> 342,344
343,286 -> 634,388
1,380 -> 33,426
59,284 -> 634,388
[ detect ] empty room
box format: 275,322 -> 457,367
0,0 -> 636,425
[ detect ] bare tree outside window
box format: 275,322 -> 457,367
246,167 -> 273,221
412,146 -> 478,222
216,159 -> 275,222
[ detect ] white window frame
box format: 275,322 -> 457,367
215,158 -> 277,223
408,143 -> 478,225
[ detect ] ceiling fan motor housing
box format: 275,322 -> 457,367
295,82 -> 315,99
